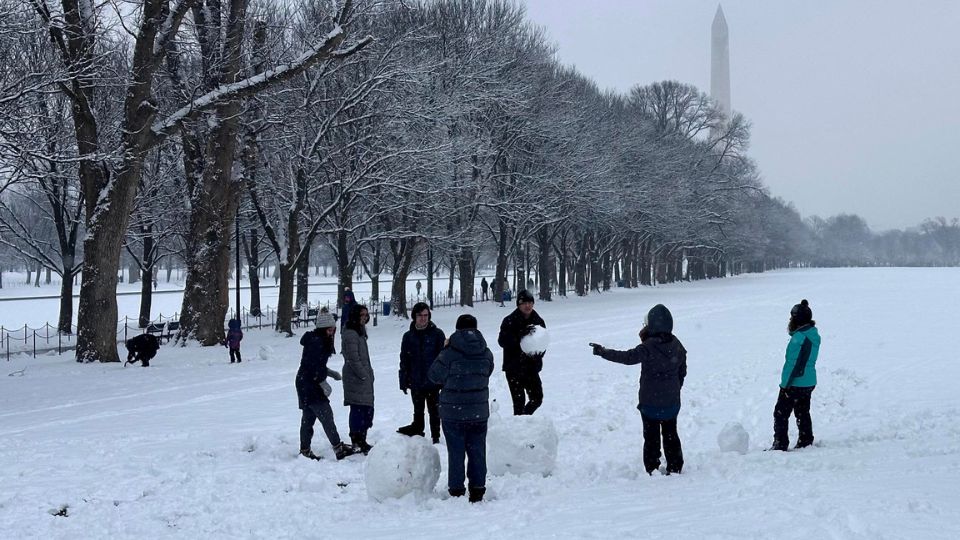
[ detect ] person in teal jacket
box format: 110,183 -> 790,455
771,299 -> 821,451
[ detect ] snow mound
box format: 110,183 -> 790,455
717,422 -> 750,454
488,415 -> 558,477
520,325 -> 549,355
364,434 -> 440,501
257,345 -> 275,361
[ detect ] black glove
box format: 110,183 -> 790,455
589,343 -> 604,356
639,326 -> 649,341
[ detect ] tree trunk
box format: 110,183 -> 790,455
275,262 -> 296,335
537,228 -> 552,301
57,257 -> 75,334
493,220 -> 509,303
244,228 -> 262,316
336,229 -> 354,307
138,233 -> 155,328
457,246 -> 474,307
390,238 -> 418,318
296,240 -> 311,307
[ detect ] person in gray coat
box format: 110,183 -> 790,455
341,305 -> 375,455
428,314 -> 495,503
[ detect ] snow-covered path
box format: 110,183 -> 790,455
2,268 -> 958,539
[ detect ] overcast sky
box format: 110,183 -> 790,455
521,0 -> 960,231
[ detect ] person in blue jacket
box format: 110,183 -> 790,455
590,304 -> 687,475
770,299 -> 821,451
429,314 -> 495,503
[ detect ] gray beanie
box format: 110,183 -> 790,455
315,310 -> 336,329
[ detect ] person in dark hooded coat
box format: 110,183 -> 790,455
590,304 -> 687,475
295,310 -> 357,461
339,288 -> 356,329
397,302 -> 446,443
125,333 -> 161,367
225,318 -> 243,363
429,314 -> 495,503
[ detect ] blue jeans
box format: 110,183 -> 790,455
349,404 -> 374,434
442,420 -> 487,491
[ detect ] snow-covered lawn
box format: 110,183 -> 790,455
2,268 -> 958,539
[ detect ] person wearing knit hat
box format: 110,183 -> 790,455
398,302 -> 446,442
770,299 -> 821,451
295,309 -> 357,461
498,289 -> 547,416
429,314 -> 494,503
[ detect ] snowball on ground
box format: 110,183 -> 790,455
257,345 -> 275,361
364,434 -> 440,502
488,414 -> 559,477
520,326 -> 549,355
717,422 -> 750,454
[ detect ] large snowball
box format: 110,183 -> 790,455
717,422 -> 750,454
520,326 -> 549,355
487,415 -> 558,477
364,434 -> 440,501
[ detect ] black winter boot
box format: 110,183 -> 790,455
299,448 -> 322,460
397,424 -> 425,437
468,486 -> 485,503
334,442 -> 358,460
448,487 -> 466,498
354,432 -> 373,455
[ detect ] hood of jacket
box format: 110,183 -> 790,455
645,304 -> 673,335
448,328 -> 488,356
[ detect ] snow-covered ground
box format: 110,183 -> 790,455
2,267 -> 958,539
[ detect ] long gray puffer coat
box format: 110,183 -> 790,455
341,327 -> 374,407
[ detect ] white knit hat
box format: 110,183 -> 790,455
315,310 -> 336,329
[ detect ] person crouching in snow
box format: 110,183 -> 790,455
770,299 -> 821,451
296,309 -> 357,461
225,319 -> 243,363
590,304 -> 687,475
125,333 -> 161,367
341,304 -> 375,455
429,314 -> 495,503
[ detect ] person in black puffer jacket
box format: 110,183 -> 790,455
295,310 -> 357,461
397,302 -> 446,443
429,314 -> 495,503
498,289 -> 546,415
590,304 -> 687,475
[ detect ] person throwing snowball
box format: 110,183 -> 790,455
590,304 -> 687,475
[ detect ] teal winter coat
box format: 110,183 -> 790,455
780,324 -> 820,388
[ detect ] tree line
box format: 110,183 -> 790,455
0,0 -> 955,362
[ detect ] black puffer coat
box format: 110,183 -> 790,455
497,308 -> 546,374
399,321 -> 446,392
295,330 -> 336,408
597,334 -> 687,410
428,329 -> 495,422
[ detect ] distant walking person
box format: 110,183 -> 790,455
125,333 -> 161,367
770,299 -> 821,451
341,305 -> 375,455
480,277 -> 489,301
416,280 -> 422,298
590,304 -> 687,475
296,310 -> 357,461
498,289 -> 546,415
225,318 -> 243,363
397,302 -> 446,443
429,314 -> 495,503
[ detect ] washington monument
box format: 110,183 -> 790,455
711,5 -> 731,120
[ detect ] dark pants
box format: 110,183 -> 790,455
773,386 -> 815,448
409,388 -> 441,438
506,370 -> 543,415
442,420 -> 488,491
348,404 -> 375,434
229,348 -> 242,363
300,400 -> 342,450
481,289 -> 488,301
640,414 -> 683,474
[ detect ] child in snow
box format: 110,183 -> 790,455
296,310 -> 357,461
590,304 -> 687,475
770,299 -> 821,451
225,319 -> 243,363
341,305 -> 375,455
125,333 -> 161,367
